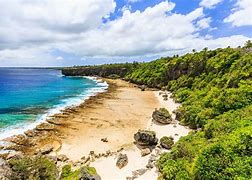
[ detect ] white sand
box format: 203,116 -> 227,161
90,91 -> 191,180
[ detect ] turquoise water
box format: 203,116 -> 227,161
0,68 -> 107,139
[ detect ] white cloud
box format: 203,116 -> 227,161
128,0 -> 142,3
224,0 -> 252,26
56,56 -> 63,60
200,0 -> 224,8
0,0 -> 250,66
197,17 -> 211,29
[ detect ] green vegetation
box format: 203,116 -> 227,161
60,164 -> 99,180
8,156 -> 58,180
160,136 -> 174,150
63,41 -> 252,179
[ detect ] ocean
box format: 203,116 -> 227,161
0,68 -> 107,140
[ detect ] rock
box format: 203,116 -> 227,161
152,108 -> 172,124
162,94 -> 168,101
160,136 -> 174,150
134,130 -> 158,146
46,155 -> 57,163
9,134 -> 30,146
141,148 -> 151,157
146,161 -> 154,169
132,169 -> 147,177
0,153 -> 8,160
140,85 -> 146,91
116,153 -> 128,169
6,151 -> 24,160
83,156 -> 90,164
78,166 -> 101,180
46,119 -> 63,125
39,144 -> 54,155
57,154 -> 69,162
101,138 -> 108,143
24,129 -> 38,137
0,158 -> 12,179
174,109 -> 183,121
117,147 -> 124,153
0,145 -> 4,150
36,123 -> 55,131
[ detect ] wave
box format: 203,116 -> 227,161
0,76 -> 108,142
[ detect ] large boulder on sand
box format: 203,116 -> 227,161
134,130 -> 158,146
160,136 -> 174,150
116,153 -> 128,169
152,108 -> 172,124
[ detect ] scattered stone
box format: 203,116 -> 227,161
160,136 -> 174,150
24,129 -> 37,137
0,153 -> 8,160
73,161 -> 82,167
36,123 -> 55,131
9,134 -> 29,146
46,155 -> 57,163
117,147 -> 124,153
140,85 -> 146,91
173,109 -> 183,121
0,158 -> 12,179
83,156 -> 90,164
116,153 -> 128,169
39,144 -> 54,155
141,148 -> 151,157
101,138 -> 108,143
0,145 -> 4,150
90,151 -> 95,156
46,119 -> 63,125
175,133 -> 179,136
57,154 -> 69,162
132,169 -> 147,177
152,108 -> 172,124
162,94 -> 168,101
6,151 -> 23,160
134,130 -> 158,146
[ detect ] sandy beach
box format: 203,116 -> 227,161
1,78 -> 190,180
56,79 -> 161,160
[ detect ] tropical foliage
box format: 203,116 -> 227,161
63,41 -> 252,179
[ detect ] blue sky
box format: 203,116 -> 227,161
0,0 -> 251,67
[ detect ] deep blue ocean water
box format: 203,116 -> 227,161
0,68 -> 107,139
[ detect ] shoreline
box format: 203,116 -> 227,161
0,78 -> 190,179
0,76 -> 108,143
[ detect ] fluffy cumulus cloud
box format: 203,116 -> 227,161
224,0 -> 252,26
0,0 -> 250,66
199,0 -> 224,8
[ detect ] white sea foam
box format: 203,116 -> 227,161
0,76 -> 108,144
